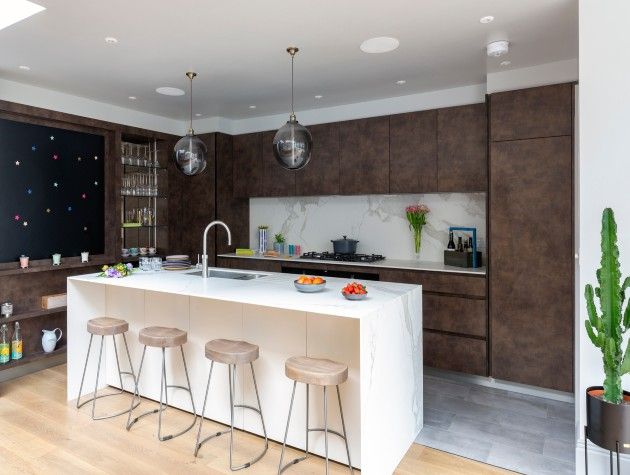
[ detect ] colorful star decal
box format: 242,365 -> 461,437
81,193 -> 87,199
94,181 -> 98,186
50,135 -> 54,140
52,154 -> 59,160
14,215 -> 20,221
27,188 -> 32,195
31,145 -> 37,151
15,160 -> 20,166
53,182 -> 59,188
23,221 -> 28,227
67,206 -> 72,212
83,226 -> 88,231
94,155 -> 98,160
46,208 -> 51,213
77,156 -> 82,162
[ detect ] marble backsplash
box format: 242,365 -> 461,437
249,193 -> 486,262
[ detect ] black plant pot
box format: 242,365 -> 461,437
586,385 -> 630,453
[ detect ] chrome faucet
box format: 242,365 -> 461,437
202,220 -> 232,278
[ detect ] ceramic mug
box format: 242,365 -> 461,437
42,328 -> 62,353
122,248 -> 130,257
81,251 -> 89,263
129,248 -> 139,257
52,253 -> 61,266
19,255 -> 29,269
139,247 -> 148,255
148,247 -> 156,255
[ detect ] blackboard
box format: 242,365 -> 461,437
0,118 -> 105,263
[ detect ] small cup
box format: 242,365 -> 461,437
81,251 -> 89,263
139,257 -> 151,271
19,255 -> 29,269
52,253 -> 61,266
139,247 -> 148,255
122,248 -> 130,257
295,245 -> 301,257
148,247 -> 156,255
129,248 -> 139,257
288,244 -> 295,256
1,302 -> 13,318
151,257 -> 163,271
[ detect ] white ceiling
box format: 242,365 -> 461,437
0,0 -> 577,121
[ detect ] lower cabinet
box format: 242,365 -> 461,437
217,257 -> 489,377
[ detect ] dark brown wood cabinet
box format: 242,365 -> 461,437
424,332 -> 488,376
233,132 -> 263,198
389,110 -> 437,193
262,130 -> 296,197
339,117 -> 390,194
295,123 -> 340,196
437,103 -> 488,192
489,83 -> 574,392
489,83 -> 573,141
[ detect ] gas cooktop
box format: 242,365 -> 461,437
300,252 -> 385,263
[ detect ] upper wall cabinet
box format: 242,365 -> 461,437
489,83 -> 573,141
339,117 -> 390,195
233,132 -> 263,198
262,130 -> 296,197
295,122 -> 340,196
389,110 -> 437,193
437,103 -> 488,192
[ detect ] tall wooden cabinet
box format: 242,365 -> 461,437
489,83 -> 574,392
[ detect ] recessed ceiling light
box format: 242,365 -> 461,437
104,36 -> 118,45
486,40 -> 509,57
195,113 -> 202,117
18,65 -> 30,71
0,0 -> 45,32
314,95 -> 323,99
128,96 -> 137,100
396,80 -> 407,85
500,60 -> 511,67
249,105 -> 256,109
156,86 -> 185,96
480,16 -> 494,24
360,36 -> 400,54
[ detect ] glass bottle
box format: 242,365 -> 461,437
0,324 -> 9,364
11,322 -> 22,360
457,236 -> 464,252
447,232 -> 456,251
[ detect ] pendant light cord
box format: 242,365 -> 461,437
291,53 -> 295,115
189,74 -> 193,133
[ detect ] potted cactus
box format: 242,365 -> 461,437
273,233 -> 286,254
584,208 -> 630,457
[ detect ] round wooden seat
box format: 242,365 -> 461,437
87,317 -> 129,336
138,326 -> 187,348
205,339 -> 259,365
285,356 -> 348,386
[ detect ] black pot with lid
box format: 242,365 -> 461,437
331,235 -> 359,254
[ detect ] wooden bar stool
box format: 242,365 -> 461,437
76,317 -> 140,420
195,339 -> 268,471
125,326 -> 196,441
278,356 -> 353,475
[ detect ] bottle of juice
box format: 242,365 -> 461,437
0,324 -> 9,364
11,322 -> 22,360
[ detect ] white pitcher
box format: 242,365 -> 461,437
42,328 -> 62,353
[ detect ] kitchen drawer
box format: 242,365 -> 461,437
216,257 -> 282,273
423,294 -> 487,338
424,331 -> 487,376
379,269 -> 486,297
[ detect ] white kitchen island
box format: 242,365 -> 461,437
67,268 -> 422,474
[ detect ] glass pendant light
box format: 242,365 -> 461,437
174,72 -> 207,176
273,47 -> 312,170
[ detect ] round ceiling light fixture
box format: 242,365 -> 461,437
173,72 -> 207,176
486,40 -> 509,57
104,36 -> 118,45
480,15 -> 494,24
360,36 -> 400,54
18,65 -> 30,71
156,86 -> 185,96
396,79 -> 407,85
273,46 -> 312,171
500,60 -> 511,67
128,96 -> 137,100
249,105 -> 257,109
314,95 -> 323,99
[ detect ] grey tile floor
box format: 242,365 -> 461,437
416,373 -> 576,474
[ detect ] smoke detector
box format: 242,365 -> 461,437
486,40 -> 509,57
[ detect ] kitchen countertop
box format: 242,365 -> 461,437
68,267 -> 420,320
217,252 -> 487,275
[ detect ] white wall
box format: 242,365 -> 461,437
0,78 -> 185,135
486,59 -> 578,94
577,1 -> 630,473
249,193 -> 486,262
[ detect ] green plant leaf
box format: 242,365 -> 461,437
585,320 -> 600,348
586,285 -> 600,327
621,341 -> 630,375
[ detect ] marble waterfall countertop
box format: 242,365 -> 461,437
217,252 -> 487,275
67,267 -> 420,320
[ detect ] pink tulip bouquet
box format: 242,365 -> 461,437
405,204 -> 430,257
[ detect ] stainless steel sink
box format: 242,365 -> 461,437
190,270 -> 267,280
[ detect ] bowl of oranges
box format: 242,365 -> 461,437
341,282 -> 368,300
294,275 -> 326,293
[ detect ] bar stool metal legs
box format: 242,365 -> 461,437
195,360 -> 269,471
76,332 -> 139,420
126,344 -> 197,441
278,382 -> 353,475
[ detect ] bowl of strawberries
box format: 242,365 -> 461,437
341,282 -> 368,300
294,275 -> 327,293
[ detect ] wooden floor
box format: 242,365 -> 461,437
0,365 -> 511,474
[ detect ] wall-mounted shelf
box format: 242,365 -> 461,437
0,345 -> 66,371
2,306 -> 66,325
0,258 -> 109,278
